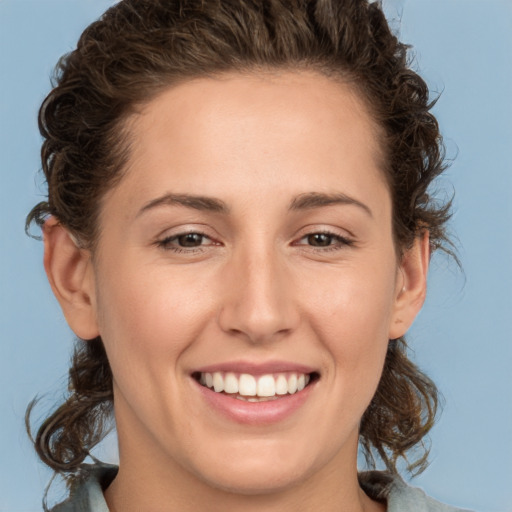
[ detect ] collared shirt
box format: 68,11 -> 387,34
51,464 -> 473,512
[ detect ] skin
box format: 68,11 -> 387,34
44,71 -> 429,512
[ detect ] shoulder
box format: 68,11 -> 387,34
359,471 -> 474,512
50,463 -> 117,512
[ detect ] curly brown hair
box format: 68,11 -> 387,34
26,0 -> 452,483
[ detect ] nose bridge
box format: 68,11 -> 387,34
218,238 -> 298,343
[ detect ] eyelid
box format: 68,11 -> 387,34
292,227 -> 356,251
154,223 -> 218,241
154,226 -> 221,253
293,224 -> 355,241
163,232 -> 212,243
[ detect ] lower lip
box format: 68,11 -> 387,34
193,378 -> 316,425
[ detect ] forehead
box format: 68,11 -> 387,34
106,70 -> 390,218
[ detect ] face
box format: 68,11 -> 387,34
74,71 -> 423,495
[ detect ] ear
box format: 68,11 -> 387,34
388,231 -> 430,340
43,217 -> 99,340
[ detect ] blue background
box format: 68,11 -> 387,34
1,1 -> 511,510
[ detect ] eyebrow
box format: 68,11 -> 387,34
289,192 -> 373,217
137,191 -> 372,218
137,193 -> 230,217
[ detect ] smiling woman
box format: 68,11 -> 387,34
25,1 -> 470,511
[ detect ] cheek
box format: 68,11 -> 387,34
301,259 -> 396,391
303,259 -> 397,338
94,260 -> 215,369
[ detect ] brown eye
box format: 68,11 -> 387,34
157,232 -> 213,252
177,233 -> 205,247
295,231 -> 354,252
307,233 -> 334,247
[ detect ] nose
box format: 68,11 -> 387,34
217,245 -> 300,344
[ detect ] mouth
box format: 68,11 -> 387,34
192,371 -> 320,402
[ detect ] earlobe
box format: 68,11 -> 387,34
43,217 -> 99,340
388,231 -> 430,340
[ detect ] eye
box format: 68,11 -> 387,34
174,233 -> 207,247
306,233 -> 336,247
157,231 -> 215,253
295,231 -> 354,251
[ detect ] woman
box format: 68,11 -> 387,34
26,0 -> 469,510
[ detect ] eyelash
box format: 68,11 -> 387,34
156,230 -> 354,254
295,231 -> 355,252
156,232 -> 215,253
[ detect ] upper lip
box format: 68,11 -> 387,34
193,360 -> 318,376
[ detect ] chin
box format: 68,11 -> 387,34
186,444 -> 320,496
198,466 -> 309,496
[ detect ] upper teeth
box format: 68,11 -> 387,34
199,372 -> 310,397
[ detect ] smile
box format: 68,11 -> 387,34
196,371 -> 314,401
